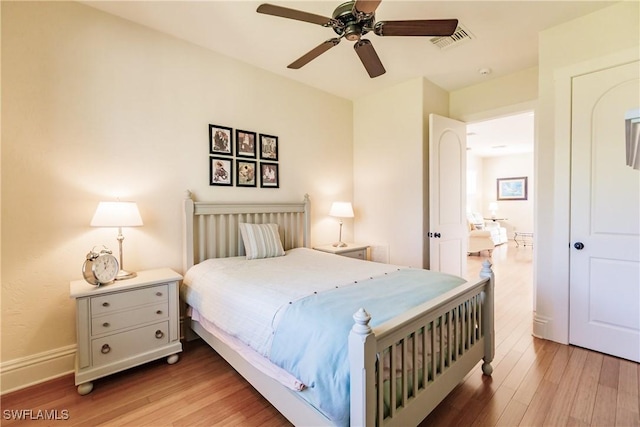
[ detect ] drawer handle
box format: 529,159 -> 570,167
156,310 -> 163,315
156,292 -> 163,297
101,344 -> 111,354
102,322 -> 110,328
102,302 -> 110,307
155,330 -> 164,339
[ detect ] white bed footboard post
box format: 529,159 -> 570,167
480,260 -> 495,376
183,190 -> 195,274
349,308 -> 376,427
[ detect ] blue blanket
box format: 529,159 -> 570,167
269,268 -> 466,426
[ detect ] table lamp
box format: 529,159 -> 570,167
329,202 -> 354,247
91,201 -> 143,280
489,202 -> 498,218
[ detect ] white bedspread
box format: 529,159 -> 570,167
181,247 -> 401,357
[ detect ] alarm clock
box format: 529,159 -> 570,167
82,246 -> 119,286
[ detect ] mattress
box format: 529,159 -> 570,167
181,247 -> 401,356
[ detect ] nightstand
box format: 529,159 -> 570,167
69,268 -> 183,395
313,243 -> 369,260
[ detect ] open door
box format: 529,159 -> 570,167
428,114 -> 467,276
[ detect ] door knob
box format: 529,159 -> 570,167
574,242 -> 585,250
434,232 -> 441,238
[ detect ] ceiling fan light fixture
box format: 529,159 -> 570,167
344,23 -> 363,40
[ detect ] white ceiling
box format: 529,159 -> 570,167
467,111 -> 535,158
84,0 -> 614,100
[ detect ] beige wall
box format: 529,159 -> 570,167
353,78 -> 425,267
481,154 -> 534,238
535,1 -> 640,343
466,152 -> 484,213
1,1 -> 353,392
353,77 -> 448,268
449,67 -> 538,122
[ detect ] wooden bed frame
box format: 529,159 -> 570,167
182,191 -> 495,426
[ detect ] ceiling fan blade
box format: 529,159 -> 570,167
374,19 -> 459,37
288,38 -> 341,69
353,0 -> 382,15
354,39 -> 385,78
257,3 -> 334,27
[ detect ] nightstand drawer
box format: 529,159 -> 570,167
313,244 -> 370,260
91,321 -> 169,367
91,284 -> 168,315
91,302 -> 168,336
341,249 -> 366,260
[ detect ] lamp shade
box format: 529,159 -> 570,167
91,202 -> 143,227
488,202 -> 498,212
329,202 -> 354,218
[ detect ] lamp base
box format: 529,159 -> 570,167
115,269 -> 137,280
332,241 -> 348,248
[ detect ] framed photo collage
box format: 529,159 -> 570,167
209,124 -> 279,188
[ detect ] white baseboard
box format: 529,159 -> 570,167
2,317 -> 188,395
0,345 -> 76,395
532,313 -> 550,339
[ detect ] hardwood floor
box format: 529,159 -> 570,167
2,243 -> 639,426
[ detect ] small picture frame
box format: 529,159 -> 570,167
259,134 -> 279,161
210,157 -> 233,186
236,129 -> 257,158
497,176 -> 528,200
209,124 -> 233,156
236,159 -> 257,187
260,162 -> 279,188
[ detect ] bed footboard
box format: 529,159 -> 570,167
349,261 -> 495,427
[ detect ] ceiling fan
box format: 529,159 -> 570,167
257,0 -> 458,78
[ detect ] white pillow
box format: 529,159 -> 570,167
238,223 -> 285,260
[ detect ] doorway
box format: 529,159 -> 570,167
465,111 -> 535,247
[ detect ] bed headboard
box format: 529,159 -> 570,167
182,190 -> 311,272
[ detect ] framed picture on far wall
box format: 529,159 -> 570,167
236,129 -> 257,158
260,162 -> 279,188
209,157 -> 233,186
209,124 -> 233,156
259,134 -> 278,161
497,176 -> 528,200
236,160 -> 257,187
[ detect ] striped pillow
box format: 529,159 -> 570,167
239,223 -> 285,260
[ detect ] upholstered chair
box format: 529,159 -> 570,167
468,229 -> 495,255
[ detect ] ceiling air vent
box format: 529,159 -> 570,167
430,24 -> 474,50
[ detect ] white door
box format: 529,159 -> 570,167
569,60 -> 640,362
428,114 -> 467,276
